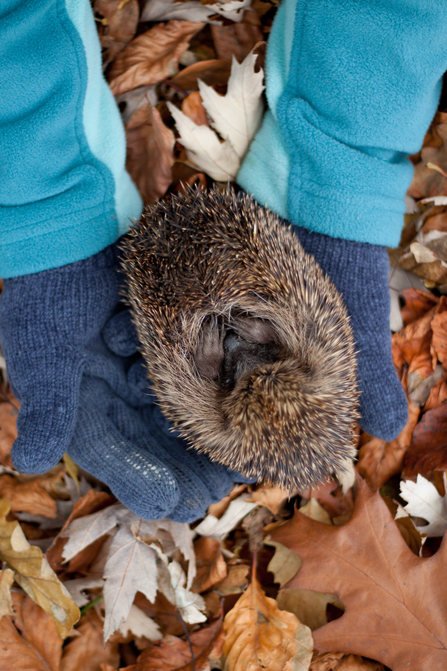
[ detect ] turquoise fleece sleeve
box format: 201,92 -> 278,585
0,0 -> 143,278
238,0 -> 447,248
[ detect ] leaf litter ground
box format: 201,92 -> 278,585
1,1 -> 447,669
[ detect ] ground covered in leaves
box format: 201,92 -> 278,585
1,0 -> 447,669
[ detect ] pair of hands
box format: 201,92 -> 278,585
0,229 -> 408,523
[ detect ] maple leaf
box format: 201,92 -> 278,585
168,50 -> 264,181
270,475 -> 447,670
222,575 -> 313,670
400,472 -> 447,537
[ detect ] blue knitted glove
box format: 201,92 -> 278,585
0,245 -> 241,523
293,226 -> 408,441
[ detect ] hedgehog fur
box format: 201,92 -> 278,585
120,187 -> 359,491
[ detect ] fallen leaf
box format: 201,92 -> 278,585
192,537 -> 227,593
0,499 -> 80,638
211,22 -> 263,63
141,0 -> 251,23
223,575 -> 313,670
276,588 -> 344,632
264,539 -> 301,588
0,593 -> 63,671
130,618 -> 222,670
310,653 -> 384,671
431,303 -> 447,367
424,372 -> 447,410
153,551 -> 207,625
134,591 -> 188,637
400,287 -> 439,327
118,604 -> 162,641
299,498 -> 332,525
94,0 -> 139,66
126,102 -> 175,204
403,401 -> 447,478
109,21 -> 205,96
63,576 -> 104,607
400,472 -> 447,537
408,112 -> 447,200
245,483 -> 294,515
0,395 -> 19,467
356,402 -> 419,490
60,609 -> 121,671
0,474 -> 57,518
214,563 -> 250,595
181,91 -> 209,126
305,479 -> 354,520
392,306 -> 437,384
270,475 -> 447,670
194,494 -> 258,540
207,484 -> 248,519
0,568 -> 14,618
168,50 -> 264,180
169,59 -> 232,91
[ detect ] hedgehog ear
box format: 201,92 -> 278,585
231,316 -> 277,344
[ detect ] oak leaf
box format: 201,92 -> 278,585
222,576 -> 313,670
126,102 -> 175,204
270,475 -> 447,670
109,21 -> 206,96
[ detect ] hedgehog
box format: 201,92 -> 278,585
120,186 -> 359,491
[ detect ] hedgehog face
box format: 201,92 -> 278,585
121,186 -> 360,491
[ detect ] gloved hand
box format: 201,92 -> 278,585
0,244 -> 244,523
292,225 -> 408,441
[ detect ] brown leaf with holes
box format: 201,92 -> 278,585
125,102 -> 175,204
408,112 -> 447,200
211,23 -> 263,63
403,401 -> 447,479
94,0 -> 139,67
129,618 -> 222,670
0,592 -> 62,671
181,91 -> 208,126
270,474 -> 447,670
223,576 -> 313,670
0,475 -> 57,518
356,402 -> 419,490
169,59 -> 232,91
60,609 -> 121,671
400,288 -> 438,327
192,536 -> 227,593
109,21 -> 205,96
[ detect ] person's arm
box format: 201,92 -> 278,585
238,0 -> 447,440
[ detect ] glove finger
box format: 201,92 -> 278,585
69,385 -> 180,520
11,354 -> 83,473
102,309 -> 140,357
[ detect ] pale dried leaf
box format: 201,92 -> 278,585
223,576 -> 313,671
118,604 -> 162,641
400,473 -> 447,537
0,568 -> 14,619
264,538 -> 302,588
245,484 -> 294,514
0,499 -> 79,638
141,0 -> 251,23
63,577 -> 104,607
61,503 -> 126,561
194,494 -> 258,540
299,498 -> 332,525
277,588 -> 344,632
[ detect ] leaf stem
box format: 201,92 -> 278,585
80,594 -> 104,615
176,609 -> 196,671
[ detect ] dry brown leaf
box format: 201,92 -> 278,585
134,591 -> 189,637
207,484 -> 248,519
270,474 -> 447,670
192,536 -> 227,593
408,112 -> 447,200
245,483 -> 294,514
0,499 -> 80,638
400,287 -> 438,327
181,91 -> 208,126
310,653 -> 384,671
0,474 -> 57,518
424,373 -> 447,410
46,489 -> 115,571
306,479 -> 354,520
94,0 -> 139,66
431,303 -> 447,367
392,305 -> 437,384
265,539 -> 302,588
130,618 -> 222,670
276,588 -> 344,632
403,401 -> 447,479
222,575 -> 313,671
109,21 -> 205,96
0,394 -> 19,467
126,102 -> 175,204
169,59 -> 232,91
60,609 -> 121,671
214,564 -> 250,596
0,568 -> 14,618
356,401 -> 419,490
211,22 -> 263,63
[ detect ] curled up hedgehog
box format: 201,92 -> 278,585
120,187 -> 359,491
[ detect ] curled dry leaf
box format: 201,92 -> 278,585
392,305 -> 437,385
126,102 -> 175,205
0,567 -> 14,618
94,0 -> 139,66
60,609 -> 121,671
245,483 -> 294,515
408,112 -> 447,201
310,653 -> 384,671
211,22 -> 263,63
0,393 -> 19,467
400,288 -> 438,327
192,536 -> 227,593
214,563 -> 250,596
403,401 -> 447,479
169,59 -> 232,91
181,91 -> 209,126
400,472 -> 447,537
431,302 -> 447,367
194,494 -> 258,540
270,474 -> 447,671
0,474 -> 57,518
356,401 -> 419,491
223,575 -> 313,671
0,499 -> 80,638
109,21 -> 206,96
